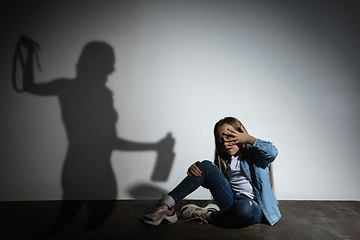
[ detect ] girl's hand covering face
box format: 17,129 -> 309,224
187,161 -> 202,177
223,125 -> 249,146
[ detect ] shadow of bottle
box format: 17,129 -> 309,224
127,132 -> 176,199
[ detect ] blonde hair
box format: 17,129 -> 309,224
213,117 -> 274,189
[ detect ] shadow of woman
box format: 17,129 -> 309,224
15,36 -> 175,237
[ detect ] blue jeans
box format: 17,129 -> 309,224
168,160 -> 263,228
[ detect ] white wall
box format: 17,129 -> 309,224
1,0 -> 359,201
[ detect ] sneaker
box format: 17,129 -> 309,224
180,203 -> 220,224
143,195 -> 178,226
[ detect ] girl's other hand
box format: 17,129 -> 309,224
187,161 -> 202,177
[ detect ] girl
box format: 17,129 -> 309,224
143,117 -> 281,228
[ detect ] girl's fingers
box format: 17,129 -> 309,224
224,130 -> 236,137
192,164 -> 202,177
191,168 -> 201,177
224,140 -> 237,145
226,127 -> 237,133
187,163 -> 202,177
224,127 -> 239,138
239,124 -> 246,133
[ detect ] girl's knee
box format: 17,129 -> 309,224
198,160 -> 217,172
199,160 -> 212,165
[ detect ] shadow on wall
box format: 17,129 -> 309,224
13,36 -> 175,237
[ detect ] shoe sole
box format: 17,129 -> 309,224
205,203 -> 220,211
143,213 -> 178,226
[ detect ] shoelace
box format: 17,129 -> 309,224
151,195 -> 166,212
186,207 -> 218,224
186,213 -> 208,224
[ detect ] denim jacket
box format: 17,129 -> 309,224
240,138 -> 281,225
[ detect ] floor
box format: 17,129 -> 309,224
0,200 -> 359,240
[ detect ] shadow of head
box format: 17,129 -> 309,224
76,41 -> 115,78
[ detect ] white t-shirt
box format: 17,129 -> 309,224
226,155 -> 255,199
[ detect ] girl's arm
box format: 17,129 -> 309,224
251,139 -> 278,168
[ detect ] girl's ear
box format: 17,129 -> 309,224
238,127 -> 243,133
